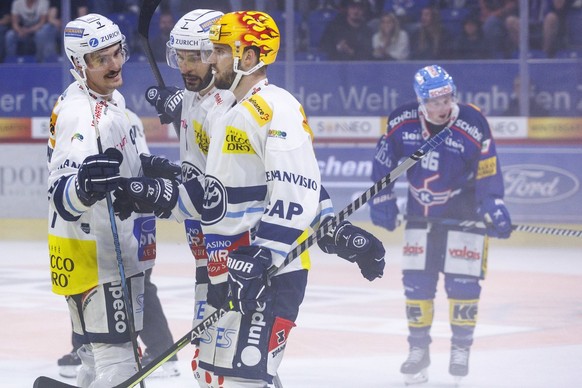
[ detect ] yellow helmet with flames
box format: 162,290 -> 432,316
208,11 -> 280,66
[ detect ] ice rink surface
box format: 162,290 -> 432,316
1,219 -> 581,388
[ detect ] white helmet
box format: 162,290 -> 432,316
64,13 -> 128,69
166,9 -> 223,68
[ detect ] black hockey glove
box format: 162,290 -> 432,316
75,148 -> 123,207
369,191 -> 399,231
145,86 -> 183,124
478,198 -> 512,239
140,153 -> 181,181
113,176 -> 179,220
318,220 -> 386,281
227,246 -> 272,315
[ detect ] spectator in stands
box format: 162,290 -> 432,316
5,0 -> 55,62
0,2 -> 11,62
320,0 -> 373,60
383,0 -> 434,26
47,0 -> 88,59
409,6 -> 451,60
504,76 -> 549,117
372,12 -> 410,60
150,11 -> 173,62
505,0 -> 572,58
479,0 -> 518,58
452,16 -> 488,59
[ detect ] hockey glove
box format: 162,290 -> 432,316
140,153 -> 181,181
318,220 -> 386,281
145,86 -> 183,125
75,148 -> 123,207
227,246 -> 272,315
478,198 -> 512,239
113,176 -> 179,220
369,192 -> 399,231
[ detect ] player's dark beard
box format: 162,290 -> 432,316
182,68 -> 213,92
214,68 -> 237,90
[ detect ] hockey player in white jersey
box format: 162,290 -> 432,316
114,10 -> 385,387
47,14 -> 159,387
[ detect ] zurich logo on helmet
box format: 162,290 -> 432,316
89,38 -> 99,48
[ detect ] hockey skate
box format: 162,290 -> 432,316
401,346 -> 430,385
449,344 -> 470,386
142,351 -> 180,378
57,348 -> 81,378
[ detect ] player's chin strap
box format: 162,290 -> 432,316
229,57 -> 265,93
399,214 -> 582,238
418,101 -> 459,128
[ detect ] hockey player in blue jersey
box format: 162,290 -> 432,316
369,64 -> 512,385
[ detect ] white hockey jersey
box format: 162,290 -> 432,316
47,82 -> 155,296
201,79 -> 321,284
173,87 -> 235,272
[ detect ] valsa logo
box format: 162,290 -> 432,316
503,164 -> 579,204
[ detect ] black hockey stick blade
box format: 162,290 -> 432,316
33,376 -> 78,388
138,0 -> 162,40
35,129 -> 452,388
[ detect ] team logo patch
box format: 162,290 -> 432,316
201,175 -> 227,225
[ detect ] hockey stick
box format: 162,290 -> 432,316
138,0 -> 180,138
68,69 -> 145,387
402,214 -> 582,238
35,128 -> 451,388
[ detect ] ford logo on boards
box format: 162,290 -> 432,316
503,164 -> 579,204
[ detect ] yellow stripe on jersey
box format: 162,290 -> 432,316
476,156 -> 497,179
193,119 -> 209,155
223,126 -> 255,154
49,234 -> 98,295
242,94 -> 272,126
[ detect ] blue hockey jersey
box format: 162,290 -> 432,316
372,101 -> 505,220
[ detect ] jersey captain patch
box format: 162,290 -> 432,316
242,94 -> 272,125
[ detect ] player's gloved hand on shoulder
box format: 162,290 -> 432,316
113,176 -> 179,220
75,148 -> 123,207
140,153 -> 181,181
478,198 -> 512,239
145,86 -> 183,124
227,246 -> 272,315
369,192 -> 399,231
318,220 -> 386,281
